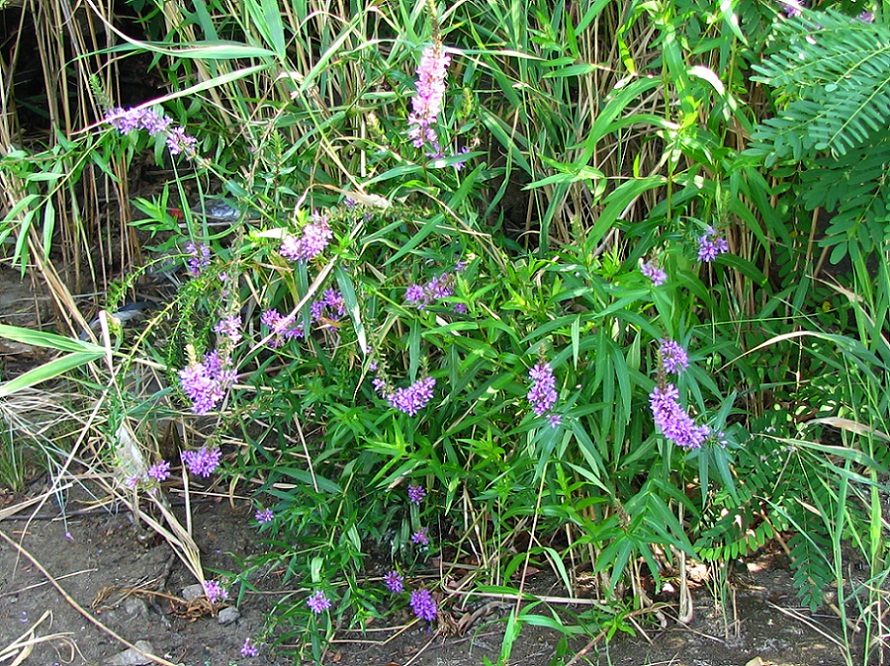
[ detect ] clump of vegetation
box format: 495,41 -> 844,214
1,1 -> 888,664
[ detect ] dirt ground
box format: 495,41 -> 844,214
0,472 -> 858,666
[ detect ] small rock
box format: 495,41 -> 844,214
105,640 -> 155,665
181,583 -> 204,601
217,606 -> 240,625
123,597 -> 149,619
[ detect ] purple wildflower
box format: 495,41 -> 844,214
782,1 -> 804,18
649,384 -> 710,449
185,242 -> 211,276
408,484 -> 426,505
181,447 -> 222,478
165,126 -> 198,158
147,460 -> 170,482
306,590 -> 331,614
527,363 -> 558,417
405,284 -> 426,306
279,212 -> 333,262
453,302 -> 468,314
859,11 -> 875,23
641,261 -> 667,286
240,638 -> 259,657
105,106 -> 171,136
178,351 -> 234,414
547,413 -> 562,429
697,226 -> 729,263
659,339 -> 689,375
312,289 -> 346,324
411,527 -> 430,546
213,314 -> 242,344
255,508 -> 274,524
383,570 -> 404,593
203,580 -> 228,604
261,308 -> 304,347
404,272 -> 456,310
410,589 -> 438,622
379,376 -> 436,416
408,41 -> 451,149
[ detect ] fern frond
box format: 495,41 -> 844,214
749,9 -> 890,165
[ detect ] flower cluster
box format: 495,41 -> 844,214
649,340 -> 710,449
405,272 -> 455,309
408,484 -> 426,505
279,211 -> 333,263
240,638 -> 259,658
203,580 -> 228,604
527,362 -> 560,427
697,226 -> 729,263
182,446 -> 222,478
649,384 -> 710,449
260,309 -> 304,347
185,242 -> 211,276
407,40 -> 451,149
105,106 -> 198,159
213,314 -> 242,344
125,459 -> 171,494
384,570 -> 404,593
255,508 -> 274,524
306,590 -> 332,614
781,0 -> 804,18
147,460 -> 170,482
178,351 -> 236,414
411,527 -> 430,546
375,376 -> 436,416
311,289 -> 346,323
410,589 -> 438,622
641,261 -> 667,287
261,289 -> 347,348
659,339 -> 689,375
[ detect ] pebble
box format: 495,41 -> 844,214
105,640 -> 155,665
181,583 -> 204,601
217,606 -> 240,625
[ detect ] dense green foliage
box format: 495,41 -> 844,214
1,0 -> 889,664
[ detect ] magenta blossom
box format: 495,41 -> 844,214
407,41 -> 451,149
306,590 -> 332,614
410,589 -> 438,622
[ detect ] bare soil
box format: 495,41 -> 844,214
0,474 -> 856,666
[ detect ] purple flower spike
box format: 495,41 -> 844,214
147,460 -> 170,482
649,384 -> 710,449
411,527 -> 430,546
384,570 -> 404,593
697,226 -> 729,263
213,315 -> 242,344
641,261 -> 667,286
407,41 -> 451,149
527,362 -> 558,417
659,339 -> 689,375
181,447 -> 222,478
255,508 -> 274,524
307,590 -> 332,614
185,242 -> 211,276
279,211 -> 333,263
407,485 -> 426,505
379,376 -> 436,416
410,589 -> 438,622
